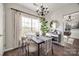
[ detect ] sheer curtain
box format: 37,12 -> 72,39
11,10 -> 40,48
12,10 -> 22,48
21,13 -> 41,37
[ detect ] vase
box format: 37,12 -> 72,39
42,33 -> 46,36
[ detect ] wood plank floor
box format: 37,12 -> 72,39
3,44 -> 65,56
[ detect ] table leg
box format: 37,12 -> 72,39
52,43 -> 54,55
45,41 -> 48,55
38,44 -> 40,56
52,40 -> 54,55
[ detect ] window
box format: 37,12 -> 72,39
21,16 -> 41,36
32,19 -> 41,33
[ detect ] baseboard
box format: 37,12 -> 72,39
4,47 -> 18,52
0,51 -> 4,56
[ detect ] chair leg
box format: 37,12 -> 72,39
27,45 -> 29,56
25,49 -> 27,56
18,47 -> 20,56
75,49 -> 79,56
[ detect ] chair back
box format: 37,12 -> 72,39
73,39 -> 79,49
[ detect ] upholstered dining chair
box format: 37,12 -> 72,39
40,39 -> 53,56
64,38 -> 79,56
25,35 -> 38,56
18,37 -> 28,56
18,36 -> 38,56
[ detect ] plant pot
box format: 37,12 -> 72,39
42,33 -> 46,36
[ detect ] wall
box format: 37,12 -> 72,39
46,3 -> 79,26
4,3 -> 37,51
0,3 -> 5,55
45,4 -> 79,41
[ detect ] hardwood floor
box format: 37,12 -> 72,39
3,44 -> 65,56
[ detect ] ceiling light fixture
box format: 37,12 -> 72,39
36,4 -> 49,17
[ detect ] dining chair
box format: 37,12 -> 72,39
64,38 -> 79,56
40,39 -> 53,56
26,35 -> 38,56
18,37 -> 28,56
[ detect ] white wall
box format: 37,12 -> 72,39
46,4 -> 79,23
4,3 -> 37,51
0,3 -> 5,55
45,4 -> 79,41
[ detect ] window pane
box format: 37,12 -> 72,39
21,16 -> 41,36
22,16 -> 31,36
32,19 -> 40,33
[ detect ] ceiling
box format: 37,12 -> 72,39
18,3 -> 79,15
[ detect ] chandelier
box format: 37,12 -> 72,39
36,4 -> 49,17
66,16 -> 72,21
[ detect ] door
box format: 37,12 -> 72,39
0,3 -> 4,56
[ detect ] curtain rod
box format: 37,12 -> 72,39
63,11 -> 79,16
11,8 -> 40,18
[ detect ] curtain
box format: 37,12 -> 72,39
21,13 -> 41,36
11,10 -> 22,48
11,10 -> 40,48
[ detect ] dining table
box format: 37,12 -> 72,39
26,32 -> 59,56
30,36 -> 53,56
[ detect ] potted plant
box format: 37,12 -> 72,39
40,17 -> 49,36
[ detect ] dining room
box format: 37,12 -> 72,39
2,3 -> 79,56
